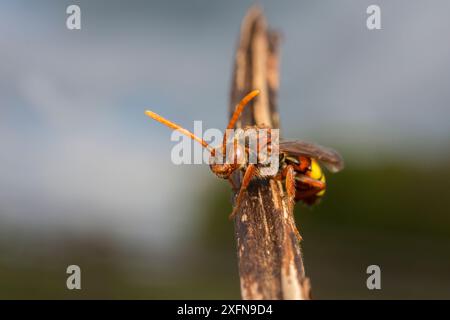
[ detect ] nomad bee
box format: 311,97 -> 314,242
145,90 -> 344,219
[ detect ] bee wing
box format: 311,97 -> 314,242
279,140 -> 344,173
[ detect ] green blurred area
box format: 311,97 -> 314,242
1,159 -> 450,299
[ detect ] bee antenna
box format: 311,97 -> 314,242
145,110 -> 214,153
226,90 -> 260,130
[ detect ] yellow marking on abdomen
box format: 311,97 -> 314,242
310,159 -> 326,197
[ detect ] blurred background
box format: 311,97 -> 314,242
1,0 -> 450,299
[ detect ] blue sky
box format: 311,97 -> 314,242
1,0 -> 449,248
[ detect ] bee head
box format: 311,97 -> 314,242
209,143 -> 245,179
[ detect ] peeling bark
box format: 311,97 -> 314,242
229,6 -> 311,300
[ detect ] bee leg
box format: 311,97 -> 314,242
295,174 -> 325,199
290,220 -> 303,243
285,165 -> 296,210
229,164 -> 256,220
284,165 -> 303,242
227,177 -> 239,191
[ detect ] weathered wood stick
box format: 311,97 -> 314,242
229,6 -> 311,300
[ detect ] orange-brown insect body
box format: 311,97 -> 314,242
280,155 -> 324,205
144,90 -> 343,220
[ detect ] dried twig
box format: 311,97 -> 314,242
229,7 -> 311,300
